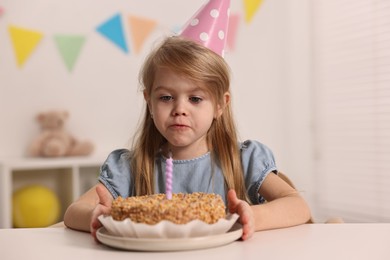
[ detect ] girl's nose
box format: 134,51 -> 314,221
172,99 -> 188,116
173,111 -> 187,116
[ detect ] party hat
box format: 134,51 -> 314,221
180,0 -> 230,57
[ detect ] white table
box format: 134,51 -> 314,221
1,224 -> 389,260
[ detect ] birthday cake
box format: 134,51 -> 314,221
110,192 -> 226,225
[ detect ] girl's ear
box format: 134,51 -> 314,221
144,90 -> 154,118
143,90 -> 151,110
216,92 -> 230,118
143,90 -> 149,102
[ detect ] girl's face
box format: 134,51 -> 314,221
145,67 -> 223,159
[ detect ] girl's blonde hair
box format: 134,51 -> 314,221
131,36 -> 249,202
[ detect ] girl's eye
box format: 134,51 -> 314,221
159,95 -> 173,102
189,96 -> 202,103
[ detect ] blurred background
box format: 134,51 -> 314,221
1,0 -> 389,228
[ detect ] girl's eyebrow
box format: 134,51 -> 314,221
153,85 -> 169,91
153,85 -> 206,93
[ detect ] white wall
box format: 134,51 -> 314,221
283,0 -> 314,214
0,0 -> 313,210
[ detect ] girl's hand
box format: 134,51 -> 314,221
90,185 -> 113,241
227,189 -> 255,240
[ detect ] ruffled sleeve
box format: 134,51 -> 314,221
98,149 -> 133,199
240,140 -> 277,204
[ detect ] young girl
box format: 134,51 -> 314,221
64,36 -> 311,241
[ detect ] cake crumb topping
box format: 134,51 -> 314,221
111,192 -> 226,224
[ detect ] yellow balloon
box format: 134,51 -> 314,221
12,185 -> 61,228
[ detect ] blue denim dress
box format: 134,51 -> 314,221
98,140 -> 277,205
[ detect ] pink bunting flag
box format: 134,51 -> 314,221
227,13 -> 240,51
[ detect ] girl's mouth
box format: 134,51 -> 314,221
170,124 -> 188,129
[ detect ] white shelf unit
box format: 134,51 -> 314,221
0,156 -> 105,228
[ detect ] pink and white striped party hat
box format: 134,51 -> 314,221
179,0 -> 231,57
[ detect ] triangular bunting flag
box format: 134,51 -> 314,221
128,15 -> 157,54
243,0 -> 264,23
171,25 -> 182,34
227,13 -> 241,51
54,34 -> 86,72
96,13 -> 128,53
8,25 -> 44,67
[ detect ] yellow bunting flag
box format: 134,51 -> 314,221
243,0 -> 264,23
128,15 -> 157,54
8,25 -> 44,67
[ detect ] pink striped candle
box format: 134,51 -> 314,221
165,152 -> 173,199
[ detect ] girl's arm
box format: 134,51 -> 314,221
63,183 -> 113,238
228,173 -> 311,240
253,173 -> 311,230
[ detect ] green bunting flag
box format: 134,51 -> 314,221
53,34 -> 86,72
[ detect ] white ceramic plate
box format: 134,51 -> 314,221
97,222 -> 243,252
98,213 -> 239,239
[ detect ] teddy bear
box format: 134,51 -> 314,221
28,110 -> 94,157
